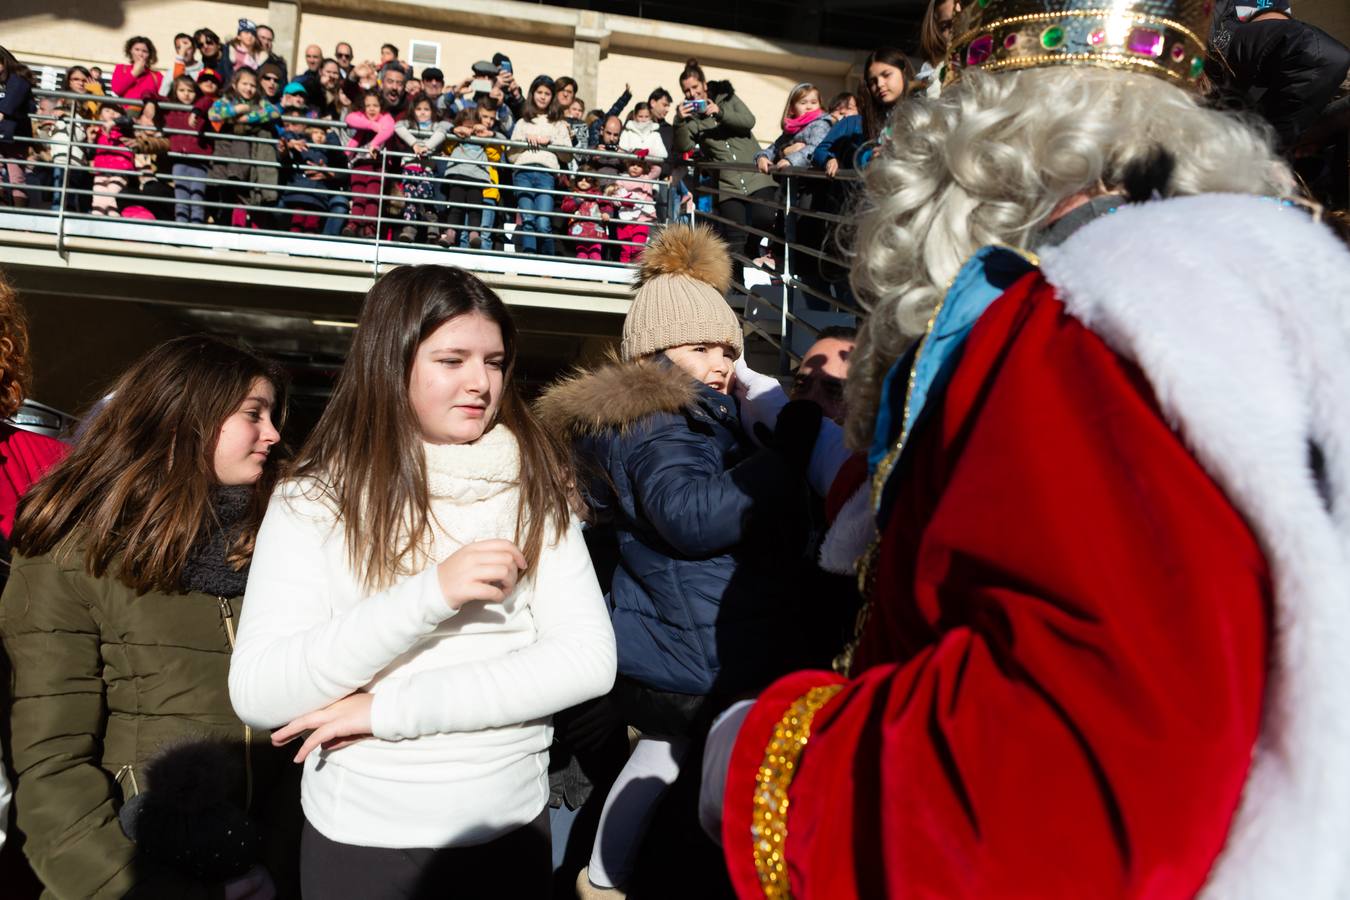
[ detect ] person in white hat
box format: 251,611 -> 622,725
538,224 -> 832,898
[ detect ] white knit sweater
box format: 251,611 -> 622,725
228,425 -> 616,848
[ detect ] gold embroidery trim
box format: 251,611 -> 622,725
750,684 -> 846,899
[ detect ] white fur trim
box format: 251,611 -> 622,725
819,483 -> 876,575
1041,194 -> 1350,899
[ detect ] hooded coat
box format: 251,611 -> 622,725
673,80 -> 776,199
536,356 -> 818,701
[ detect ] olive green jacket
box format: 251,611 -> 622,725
673,81 -> 778,200
0,549 -> 283,900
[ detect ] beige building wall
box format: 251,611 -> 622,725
4,0 -> 265,71
3,0 -> 858,146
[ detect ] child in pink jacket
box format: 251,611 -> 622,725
343,92 -> 396,238
607,150 -> 658,264
88,104 -> 137,216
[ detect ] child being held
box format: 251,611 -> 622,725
537,225 -> 824,898
559,163 -> 614,261
606,150 -> 658,264
277,112 -> 337,233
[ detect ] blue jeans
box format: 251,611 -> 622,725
322,190 -> 350,236
459,198 -> 497,250
48,168 -> 66,211
172,163 -> 207,224
512,168 -> 556,256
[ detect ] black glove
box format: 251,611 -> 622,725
118,740 -> 260,882
754,399 -> 823,474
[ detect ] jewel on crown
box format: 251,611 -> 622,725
946,0 -> 1211,86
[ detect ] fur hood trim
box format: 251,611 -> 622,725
708,79 -> 735,98
1041,193 -> 1350,900
536,353 -> 700,438
635,223 -> 732,295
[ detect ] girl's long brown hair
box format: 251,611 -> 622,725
289,265 -> 573,592
859,47 -> 913,141
13,336 -> 288,593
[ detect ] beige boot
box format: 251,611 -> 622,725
576,866 -> 626,899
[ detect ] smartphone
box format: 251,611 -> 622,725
471,78 -> 493,94
500,59 -> 513,74
689,98 -> 709,114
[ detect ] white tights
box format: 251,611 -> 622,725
587,735 -> 691,889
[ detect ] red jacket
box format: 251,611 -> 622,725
0,424 -> 67,539
110,64 -> 164,101
721,273 -> 1269,898
164,97 -> 214,157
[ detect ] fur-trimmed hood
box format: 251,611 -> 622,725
536,353 -> 701,438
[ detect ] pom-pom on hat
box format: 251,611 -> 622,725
622,224 -> 743,361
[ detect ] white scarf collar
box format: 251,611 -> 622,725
423,424 -> 520,503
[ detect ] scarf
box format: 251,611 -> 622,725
782,108 -> 826,136
180,485 -> 253,597
420,424 -> 522,565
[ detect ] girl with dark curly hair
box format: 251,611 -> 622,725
111,36 -> 164,101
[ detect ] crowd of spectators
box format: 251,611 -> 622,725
0,3 -> 1346,260
0,19 -> 934,267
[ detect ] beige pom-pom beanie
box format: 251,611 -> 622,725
621,224 -> 744,361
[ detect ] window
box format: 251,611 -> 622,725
409,40 -> 441,68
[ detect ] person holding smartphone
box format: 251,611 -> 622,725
672,58 -> 777,283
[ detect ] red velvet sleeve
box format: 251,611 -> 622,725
722,276 -> 1270,899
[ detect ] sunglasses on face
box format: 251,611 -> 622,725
260,74 -> 280,82
336,52 -> 352,59
199,38 -> 218,47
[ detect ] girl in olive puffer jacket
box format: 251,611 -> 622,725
0,336 -> 298,900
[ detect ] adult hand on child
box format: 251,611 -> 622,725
756,156 -> 771,174
824,158 -> 840,178
754,400 -> 824,474
272,693 -> 374,764
436,539 -> 527,610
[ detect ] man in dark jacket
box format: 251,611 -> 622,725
1209,0 -> 1350,148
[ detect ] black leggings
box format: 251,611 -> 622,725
299,808 -> 551,900
444,183 -> 484,232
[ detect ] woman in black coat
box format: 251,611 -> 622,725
0,46 -> 35,208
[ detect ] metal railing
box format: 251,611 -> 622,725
0,88 -> 680,275
0,85 -> 865,374
690,158 -> 860,369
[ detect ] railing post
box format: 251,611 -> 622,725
373,149 -> 389,279
56,104 -> 78,257
779,173 -> 793,375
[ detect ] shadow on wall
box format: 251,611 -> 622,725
0,0 -> 130,28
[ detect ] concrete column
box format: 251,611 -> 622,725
267,0 -> 302,75
572,10 -> 611,109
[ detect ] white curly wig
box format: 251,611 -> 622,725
844,66 -> 1296,450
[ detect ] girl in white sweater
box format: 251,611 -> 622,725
228,264 -> 616,899
507,75 -> 572,256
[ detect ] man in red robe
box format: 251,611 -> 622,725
699,1 -> 1350,896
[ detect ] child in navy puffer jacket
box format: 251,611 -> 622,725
537,224 -> 823,897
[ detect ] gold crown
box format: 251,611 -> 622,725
947,0 -> 1211,86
